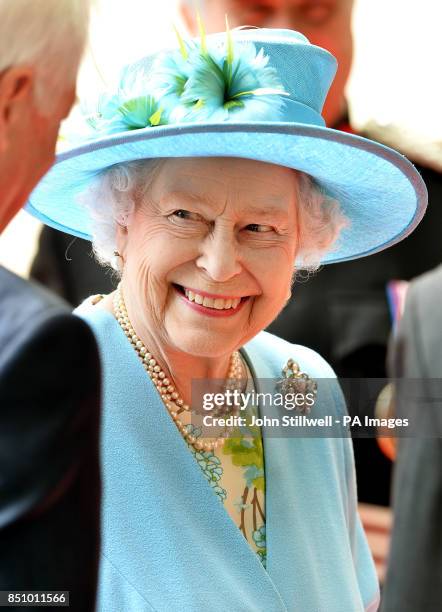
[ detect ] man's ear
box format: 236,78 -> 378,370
0,66 -> 34,150
178,2 -> 198,35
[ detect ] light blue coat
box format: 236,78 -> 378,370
78,307 -> 379,612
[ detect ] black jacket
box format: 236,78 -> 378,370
0,267 -> 101,610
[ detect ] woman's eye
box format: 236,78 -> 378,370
246,223 -> 274,233
169,209 -> 203,223
173,210 -> 191,219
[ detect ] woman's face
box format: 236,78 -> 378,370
117,157 -> 299,358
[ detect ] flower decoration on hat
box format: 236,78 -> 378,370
152,16 -> 288,123
87,75 -> 167,135
87,16 -> 288,135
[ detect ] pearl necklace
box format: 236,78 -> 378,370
113,284 -> 244,452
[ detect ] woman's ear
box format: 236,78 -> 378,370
114,200 -> 136,271
115,221 -> 129,260
113,223 -> 129,273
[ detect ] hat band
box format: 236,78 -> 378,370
281,99 -> 325,127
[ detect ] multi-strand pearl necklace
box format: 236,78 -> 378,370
113,284 -> 245,452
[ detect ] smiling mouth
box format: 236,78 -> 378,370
173,284 -> 248,311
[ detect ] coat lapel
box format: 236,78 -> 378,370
88,310 -> 289,612
242,333 -> 369,612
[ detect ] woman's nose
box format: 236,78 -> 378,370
196,229 -> 242,283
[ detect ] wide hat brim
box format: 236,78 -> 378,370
26,121 -> 427,264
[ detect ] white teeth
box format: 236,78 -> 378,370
183,287 -> 243,310
202,296 -> 214,308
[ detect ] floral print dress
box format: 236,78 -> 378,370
184,368 -> 267,568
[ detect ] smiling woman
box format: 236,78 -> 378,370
84,156 -> 345,361
25,26 -> 426,612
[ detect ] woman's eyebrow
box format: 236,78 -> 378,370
244,204 -> 290,221
161,191 -> 208,207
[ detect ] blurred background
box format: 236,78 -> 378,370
1,0 -> 441,277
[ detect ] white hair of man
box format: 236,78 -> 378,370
0,0 -> 90,113
82,159 -> 348,273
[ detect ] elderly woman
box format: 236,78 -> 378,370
27,27 -> 426,612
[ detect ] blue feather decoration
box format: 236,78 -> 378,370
86,24 -> 288,136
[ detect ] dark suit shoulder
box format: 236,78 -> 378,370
406,263 -> 442,335
0,266 -> 67,312
401,264 -> 442,377
409,263 -> 442,302
0,267 -> 95,371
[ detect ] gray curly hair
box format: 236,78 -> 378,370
81,158 -> 348,272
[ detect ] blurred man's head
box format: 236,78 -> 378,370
0,0 -> 90,231
180,0 -> 354,127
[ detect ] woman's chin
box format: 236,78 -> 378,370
165,324 -> 239,359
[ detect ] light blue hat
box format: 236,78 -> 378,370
26,28 -> 427,264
